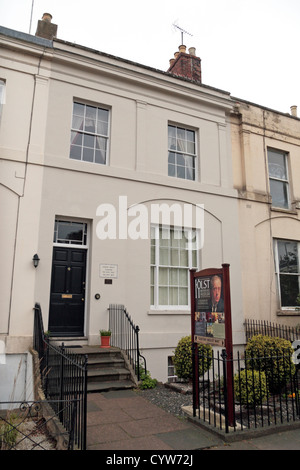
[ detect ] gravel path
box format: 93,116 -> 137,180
140,383 -> 300,432
138,383 -> 193,418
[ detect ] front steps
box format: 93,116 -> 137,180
75,346 -> 138,393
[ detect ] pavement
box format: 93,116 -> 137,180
86,389 -> 300,451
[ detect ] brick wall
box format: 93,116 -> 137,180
167,46 -> 202,84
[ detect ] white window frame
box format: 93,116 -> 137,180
0,80 -> 5,104
69,101 -> 110,165
268,148 -> 290,209
168,124 -> 197,181
0,80 -> 5,121
274,238 -> 300,310
151,225 -> 199,310
167,356 -> 177,383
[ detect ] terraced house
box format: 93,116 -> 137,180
0,14 -> 299,394
230,101 -> 300,328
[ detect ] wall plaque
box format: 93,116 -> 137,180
100,264 -> 118,279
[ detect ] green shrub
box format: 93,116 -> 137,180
234,369 -> 268,407
245,335 -> 296,393
139,369 -> 157,389
173,336 -> 212,380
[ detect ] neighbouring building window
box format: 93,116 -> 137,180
70,102 -> 109,164
0,80 -> 5,120
151,225 -> 198,309
168,125 -> 196,180
274,239 -> 300,308
54,220 -> 87,246
0,80 -> 5,103
268,148 -> 290,209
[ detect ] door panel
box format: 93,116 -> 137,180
52,265 -> 68,293
49,247 -> 87,336
70,266 -> 85,293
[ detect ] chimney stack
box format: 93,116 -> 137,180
35,13 -> 57,40
290,105 -> 297,117
167,45 -> 201,84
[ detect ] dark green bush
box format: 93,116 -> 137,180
173,335 -> 212,380
245,335 -> 296,393
234,369 -> 268,407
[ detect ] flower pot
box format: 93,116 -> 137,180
100,335 -> 111,348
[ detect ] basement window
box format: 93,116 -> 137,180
167,356 -> 177,383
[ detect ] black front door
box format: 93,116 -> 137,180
49,247 -> 87,336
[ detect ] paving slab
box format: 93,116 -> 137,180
86,389 -> 223,451
86,389 -> 300,451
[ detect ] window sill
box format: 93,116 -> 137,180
277,309 -> 300,316
271,207 -> 298,215
148,309 -> 190,315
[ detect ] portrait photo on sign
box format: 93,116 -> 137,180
194,274 -> 225,346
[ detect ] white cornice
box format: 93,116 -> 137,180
51,39 -> 233,112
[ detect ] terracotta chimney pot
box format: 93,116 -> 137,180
42,13 -> 52,22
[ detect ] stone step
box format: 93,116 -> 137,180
87,380 -> 135,393
87,356 -> 125,369
87,367 -> 131,383
52,344 -> 137,392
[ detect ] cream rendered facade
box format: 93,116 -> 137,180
231,101 -> 300,328
0,25 -> 244,383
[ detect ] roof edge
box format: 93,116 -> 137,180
0,25 -> 53,48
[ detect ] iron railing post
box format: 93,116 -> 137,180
82,354 -> 88,451
68,398 -> 77,450
135,325 -> 140,380
221,349 -> 229,433
192,342 -> 199,417
59,343 -> 65,418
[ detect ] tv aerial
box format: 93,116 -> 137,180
172,23 -> 193,45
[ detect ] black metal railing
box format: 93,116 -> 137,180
33,303 -> 88,450
193,347 -> 300,434
0,400 -> 79,450
245,319 -> 300,343
108,304 -> 147,380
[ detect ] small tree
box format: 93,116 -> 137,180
173,335 -> 212,381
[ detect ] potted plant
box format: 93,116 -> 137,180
100,329 -> 111,348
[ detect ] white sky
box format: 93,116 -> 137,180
0,0 -> 299,114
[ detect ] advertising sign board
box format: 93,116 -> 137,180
190,264 -> 234,426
